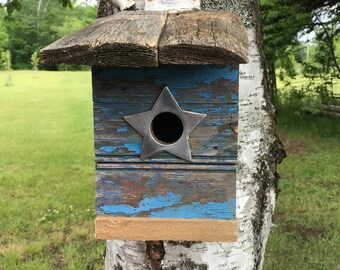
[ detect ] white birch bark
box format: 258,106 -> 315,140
103,0 -> 285,269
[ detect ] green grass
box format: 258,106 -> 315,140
264,105 -> 340,269
1,71 -> 339,269
0,71 -> 104,270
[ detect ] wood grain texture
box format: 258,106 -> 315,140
40,10 -> 248,66
40,11 -> 167,67
96,166 -> 236,219
96,217 -> 238,242
159,11 -> 249,65
93,65 -> 239,161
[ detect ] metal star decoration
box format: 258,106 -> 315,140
123,87 -> 206,161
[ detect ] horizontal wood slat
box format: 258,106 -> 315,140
96,167 -> 236,219
96,216 -> 238,242
92,65 -> 239,104
40,11 -> 248,66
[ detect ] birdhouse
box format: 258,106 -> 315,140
40,10 -> 248,242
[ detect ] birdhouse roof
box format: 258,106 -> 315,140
40,10 -> 248,67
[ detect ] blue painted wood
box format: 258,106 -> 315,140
93,65 -> 239,104
96,167 -> 236,220
93,64 -> 239,221
93,65 -> 239,163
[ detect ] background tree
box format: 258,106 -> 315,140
261,0 -> 340,101
31,51 -> 39,70
1,50 -> 13,86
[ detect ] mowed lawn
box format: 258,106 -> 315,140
0,71 -> 339,269
0,71 -> 104,270
264,102 -> 340,269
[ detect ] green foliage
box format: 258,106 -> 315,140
0,0 -> 96,70
0,71 -> 104,269
291,42 -> 307,64
0,16 -> 9,51
261,0 -> 340,100
1,0 -> 73,21
31,51 -> 39,70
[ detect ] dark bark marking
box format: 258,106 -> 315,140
146,241 -> 165,270
114,263 -> 123,270
165,258 -> 208,270
97,0 -> 117,18
166,241 -> 199,248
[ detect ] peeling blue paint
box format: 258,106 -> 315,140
100,192 -> 236,220
124,143 -> 141,154
231,93 -> 238,100
225,129 -> 232,133
117,127 -> 128,133
193,107 -> 223,113
229,107 -> 238,113
150,198 -> 236,219
100,192 -> 182,216
99,144 -> 141,154
100,66 -> 239,87
198,93 -> 212,99
99,146 -> 117,153
213,121 -> 223,126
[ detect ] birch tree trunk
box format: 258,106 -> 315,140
100,0 -> 286,269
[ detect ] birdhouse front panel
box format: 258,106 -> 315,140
93,65 -> 239,242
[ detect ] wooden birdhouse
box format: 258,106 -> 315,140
40,10 -> 248,242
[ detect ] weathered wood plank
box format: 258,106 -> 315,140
96,168 -> 236,219
96,217 -> 238,242
40,11 -> 167,67
94,103 -> 238,125
159,11 -> 249,65
95,130 -> 238,158
92,65 -> 239,104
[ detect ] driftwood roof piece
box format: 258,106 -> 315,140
159,11 -> 249,65
39,11 -> 168,67
40,11 -> 249,67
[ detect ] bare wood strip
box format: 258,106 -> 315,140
159,11 -> 249,65
40,11 -> 168,67
96,216 -> 238,242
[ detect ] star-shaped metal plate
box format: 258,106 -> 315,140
123,87 -> 206,161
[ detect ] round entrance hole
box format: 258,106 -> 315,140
151,112 -> 184,145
